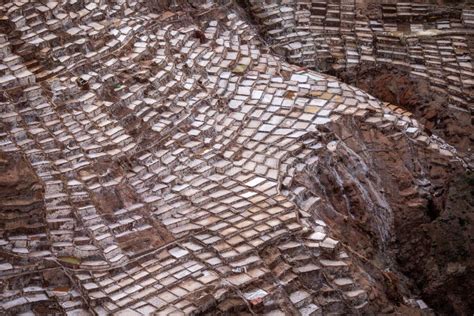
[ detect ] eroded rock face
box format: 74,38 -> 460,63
399,171 -> 473,315
337,64 -> 474,155
0,151 -> 45,234
287,114 -> 473,314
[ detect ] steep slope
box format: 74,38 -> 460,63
0,0 -> 471,315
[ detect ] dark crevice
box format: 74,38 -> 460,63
426,198 -> 440,221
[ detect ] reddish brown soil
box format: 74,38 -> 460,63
296,117 -> 473,315
337,65 -> 473,155
0,151 -> 45,234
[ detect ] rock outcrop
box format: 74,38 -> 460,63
0,151 -> 45,235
